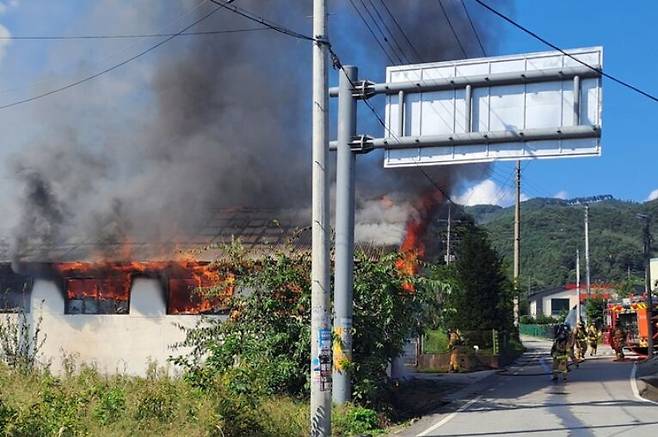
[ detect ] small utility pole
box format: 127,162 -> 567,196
584,205 -> 591,298
576,249 -> 581,323
333,65 -> 357,405
310,0 -> 331,434
445,203 -> 452,266
639,214 -> 654,358
513,161 -> 521,327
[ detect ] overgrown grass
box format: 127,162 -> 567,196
0,363 -> 311,436
0,363 -> 388,436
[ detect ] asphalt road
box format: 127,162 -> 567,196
396,337 -> 658,437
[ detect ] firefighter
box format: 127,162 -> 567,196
448,329 -> 463,373
574,322 -> 588,362
551,324 -> 570,382
566,325 -> 578,367
587,323 -> 600,356
612,325 -> 626,361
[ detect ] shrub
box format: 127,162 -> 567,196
333,404 -> 381,436
519,315 -> 535,324
93,386 -> 126,426
421,330 -> 449,354
521,314 -> 560,325
0,304 -> 46,372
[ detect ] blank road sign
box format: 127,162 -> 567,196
383,47 -> 602,168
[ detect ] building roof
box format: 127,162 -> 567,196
1,207 -> 312,263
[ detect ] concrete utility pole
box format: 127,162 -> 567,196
576,249 -> 581,323
333,65 -> 357,405
310,0 -> 331,434
584,205 -> 591,298
513,161 -> 521,327
640,214 -> 654,358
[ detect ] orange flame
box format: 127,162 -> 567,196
396,190 -> 444,292
53,260 -> 235,314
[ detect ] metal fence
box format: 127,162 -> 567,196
421,329 -> 514,354
519,323 -> 557,339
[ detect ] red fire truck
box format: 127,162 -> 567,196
606,297 -> 658,354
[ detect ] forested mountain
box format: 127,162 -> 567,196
464,198 -> 658,291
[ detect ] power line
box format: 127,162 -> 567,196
364,0 -> 413,63
0,4 -> 224,111
347,0 -> 398,64
436,0 -> 468,58
208,0 -> 316,42
376,0 -> 423,62
473,0 -> 658,103
460,0 -> 486,56
0,28 -> 268,40
358,0 -> 407,63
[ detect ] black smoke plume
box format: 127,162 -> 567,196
4,0 -> 511,260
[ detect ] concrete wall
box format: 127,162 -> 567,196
540,289 -> 578,317
26,278 -> 221,376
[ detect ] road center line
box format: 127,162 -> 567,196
630,362 -> 658,405
417,395 -> 482,437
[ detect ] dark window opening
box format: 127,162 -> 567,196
0,264 -> 32,313
551,298 -> 570,316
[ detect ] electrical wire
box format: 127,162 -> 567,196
363,0 -> 413,63
473,0 -> 658,103
0,4 -> 224,110
0,28 -> 268,40
0,0 -> 212,97
376,0 -> 423,62
208,0 -> 316,42
437,0 -> 468,58
460,0 -> 487,56
347,0 -> 399,64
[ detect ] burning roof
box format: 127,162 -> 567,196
1,207 -> 311,263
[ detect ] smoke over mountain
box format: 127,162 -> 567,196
1,0 -> 510,260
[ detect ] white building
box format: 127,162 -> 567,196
527,284 -> 615,319
0,208 -> 311,376
1,271 -> 224,376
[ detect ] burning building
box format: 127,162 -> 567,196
0,208 -> 311,375
0,0 -> 505,376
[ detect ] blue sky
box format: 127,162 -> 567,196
476,0 -> 658,204
0,1 -> 656,211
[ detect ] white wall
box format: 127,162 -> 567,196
28,278 -> 222,376
529,300 -> 537,318
541,289 -> 578,317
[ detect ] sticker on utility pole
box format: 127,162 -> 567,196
315,328 -> 332,391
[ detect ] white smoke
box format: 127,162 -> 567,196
355,194 -> 415,246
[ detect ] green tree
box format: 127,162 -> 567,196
172,246 -> 447,407
585,297 -> 607,329
444,224 -> 513,333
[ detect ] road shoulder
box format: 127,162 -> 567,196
635,356 -> 658,403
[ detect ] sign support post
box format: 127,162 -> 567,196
333,65 -> 358,404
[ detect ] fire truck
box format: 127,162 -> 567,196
606,297 -> 658,354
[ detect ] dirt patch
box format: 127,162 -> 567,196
388,378 -> 465,421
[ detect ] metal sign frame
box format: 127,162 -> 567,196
329,47 -> 603,167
